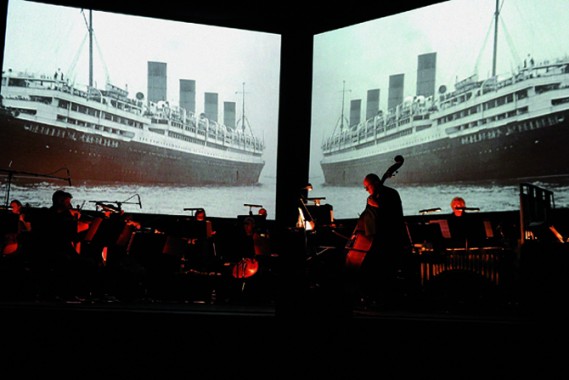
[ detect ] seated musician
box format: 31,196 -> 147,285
450,196 -> 467,218
237,216 -> 257,260
447,196 -> 468,247
10,199 -> 32,234
195,208 -> 206,222
83,203 -> 141,267
30,190 -> 98,299
44,190 -> 90,255
1,199 -> 32,257
179,208 -> 217,274
447,196 -> 485,248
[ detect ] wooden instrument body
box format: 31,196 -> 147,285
345,231 -> 373,270
343,155 -> 404,271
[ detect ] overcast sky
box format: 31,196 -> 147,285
310,0 -> 569,182
2,0 -> 282,179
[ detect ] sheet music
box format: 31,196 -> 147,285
428,219 -> 451,239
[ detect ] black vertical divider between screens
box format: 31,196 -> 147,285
273,29 -> 314,317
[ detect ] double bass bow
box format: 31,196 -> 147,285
344,155 -> 404,271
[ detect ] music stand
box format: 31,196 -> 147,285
305,203 -> 334,229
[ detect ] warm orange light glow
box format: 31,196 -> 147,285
232,258 -> 259,278
102,246 -> 108,264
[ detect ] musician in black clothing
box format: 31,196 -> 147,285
361,173 -> 409,305
1,199 -> 32,256
447,196 -> 486,248
343,172 -> 410,311
447,196 -> 469,247
26,190 -> 81,267
31,190 -> 98,300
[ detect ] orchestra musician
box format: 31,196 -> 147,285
345,172 -> 410,310
83,202 -> 142,267
191,208 -> 217,272
174,208 -> 219,302
450,196 -> 467,218
195,208 -> 206,222
218,216 -> 264,302
31,190 -> 98,300
1,199 -> 32,256
447,196 -> 482,248
235,216 -> 258,261
45,190 -> 90,255
10,199 -> 32,234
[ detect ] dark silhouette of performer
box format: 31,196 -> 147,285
346,172 -> 410,310
447,196 -> 486,248
1,199 -> 32,256
31,190 -> 97,300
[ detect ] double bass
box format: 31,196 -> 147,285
344,155 -> 404,271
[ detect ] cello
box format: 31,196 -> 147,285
344,155 -> 404,271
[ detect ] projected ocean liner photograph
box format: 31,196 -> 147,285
313,0 -> 569,187
0,0 -> 280,188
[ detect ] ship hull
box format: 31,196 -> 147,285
321,111 -> 569,186
0,115 -> 264,186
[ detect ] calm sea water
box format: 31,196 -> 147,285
3,176 -> 568,222
326,180 -> 569,220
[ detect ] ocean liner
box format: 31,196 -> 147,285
320,1 -> 569,186
0,8 -> 265,186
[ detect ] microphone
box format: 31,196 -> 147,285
136,194 -> 142,209
66,168 -> 72,186
419,207 -> 441,214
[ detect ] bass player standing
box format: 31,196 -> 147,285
344,163 -> 410,311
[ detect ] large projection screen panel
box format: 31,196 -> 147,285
310,0 -> 569,219
0,0 -> 281,219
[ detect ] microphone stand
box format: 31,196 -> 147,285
1,167 -> 72,209
89,194 -> 143,213
122,193 -> 143,209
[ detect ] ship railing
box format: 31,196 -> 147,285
179,113 -> 252,148
207,126 -> 219,140
197,117 -> 208,131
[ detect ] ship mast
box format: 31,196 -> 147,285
336,80 -> 350,134
80,9 -> 95,87
240,82 -> 246,133
492,0 -> 500,77
236,82 -> 253,135
340,80 -> 346,131
89,10 -> 93,87
80,8 -> 94,87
